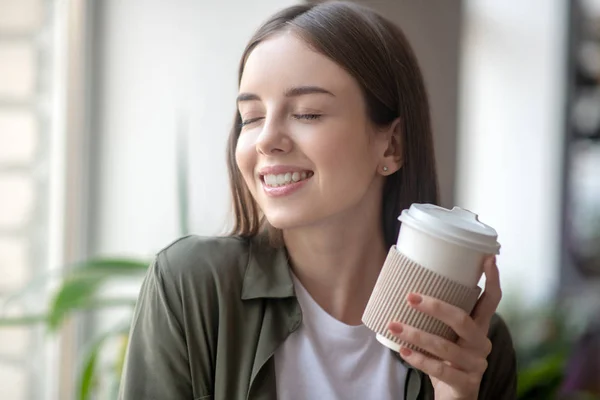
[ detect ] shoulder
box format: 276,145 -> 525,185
153,235 -> 252,289
479,313 -> 518,398
158,235 -> 250,271
488,313 -> 515,349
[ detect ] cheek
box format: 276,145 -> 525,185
309,126 -> 375,173
234,135 -> 257,183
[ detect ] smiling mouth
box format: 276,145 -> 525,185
261,171 -> 314,188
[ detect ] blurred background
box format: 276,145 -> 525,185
0,0 -> 599,399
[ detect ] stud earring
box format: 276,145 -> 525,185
382,166 -> 389,172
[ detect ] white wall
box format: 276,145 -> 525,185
91,0 -> 299,258
457,0 -> 568,307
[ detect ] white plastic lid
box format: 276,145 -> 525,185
398,204 -> 501,254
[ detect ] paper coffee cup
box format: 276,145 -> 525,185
362,204 -> 500,355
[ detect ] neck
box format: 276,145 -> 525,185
283,208 -> 388,326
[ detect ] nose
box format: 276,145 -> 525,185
255,117 -> 292,156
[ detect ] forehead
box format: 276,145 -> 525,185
239,33 -> 356,95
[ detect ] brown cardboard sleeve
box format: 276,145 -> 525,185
362,246 -> 482,357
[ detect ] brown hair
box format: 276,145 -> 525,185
227,1 -> 439,248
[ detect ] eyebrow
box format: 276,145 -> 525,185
236,85 -> 335,103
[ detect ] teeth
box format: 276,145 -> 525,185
263,171 -> 312,187
265,175 -> 276,185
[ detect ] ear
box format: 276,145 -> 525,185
379,117 -> 403,174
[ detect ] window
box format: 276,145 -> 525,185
0,1 -> 65,399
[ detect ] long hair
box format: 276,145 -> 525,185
227,2 -> 439,248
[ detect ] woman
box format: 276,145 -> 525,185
119,2 -> 517,399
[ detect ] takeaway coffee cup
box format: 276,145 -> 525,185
362,203 -> 501,355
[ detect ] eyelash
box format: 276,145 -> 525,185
239,114 -> 322,128
239,117 -> 262,128
294,113 -> 322,121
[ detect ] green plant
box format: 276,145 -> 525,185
502,292 -> 600,400
0,257 -> 149,399
0,117 -> 191,399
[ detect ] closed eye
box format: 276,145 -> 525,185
240,117 -> 264,128
293,114 -> 322,121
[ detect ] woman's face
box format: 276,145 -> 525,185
235,33 -> 392,231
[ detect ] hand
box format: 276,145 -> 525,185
388,256 -> 501,400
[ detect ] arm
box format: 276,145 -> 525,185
119,256 -> 199,399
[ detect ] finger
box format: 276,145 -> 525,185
406,293 -> 483,347
397,346 -> 480,394
471,256 -> 502,328
388,322 -> 488,374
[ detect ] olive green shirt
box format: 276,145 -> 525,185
119,234 -> 517,400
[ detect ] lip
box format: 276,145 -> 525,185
261,177 -> 311,197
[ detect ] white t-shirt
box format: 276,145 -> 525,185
275,274 -> 407,400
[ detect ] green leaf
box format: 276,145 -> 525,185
517,351 -> 566,397
0,298 -> 135,331
0,314 -> 47,326
81,298 -> 137,309
47,276 -> 104,331
1,259 -> 143,331
48,282 -> 137,331
79,341 -> 100,400
71,258 -> 150,278
78,323 -> 131,400
2,258 -> 148,313
46,259 -> 148,331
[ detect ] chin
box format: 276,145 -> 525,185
263,209 -> 317,231
264,216 -> 305,231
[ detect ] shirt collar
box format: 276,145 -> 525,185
240,233 -> 423,397
241,232 -> 295,300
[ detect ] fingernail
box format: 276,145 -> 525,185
400,347 -> 412,357
388,322 -> 403,334
407,293 -> 422,305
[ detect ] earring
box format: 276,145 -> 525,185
382,166 -> 389,172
